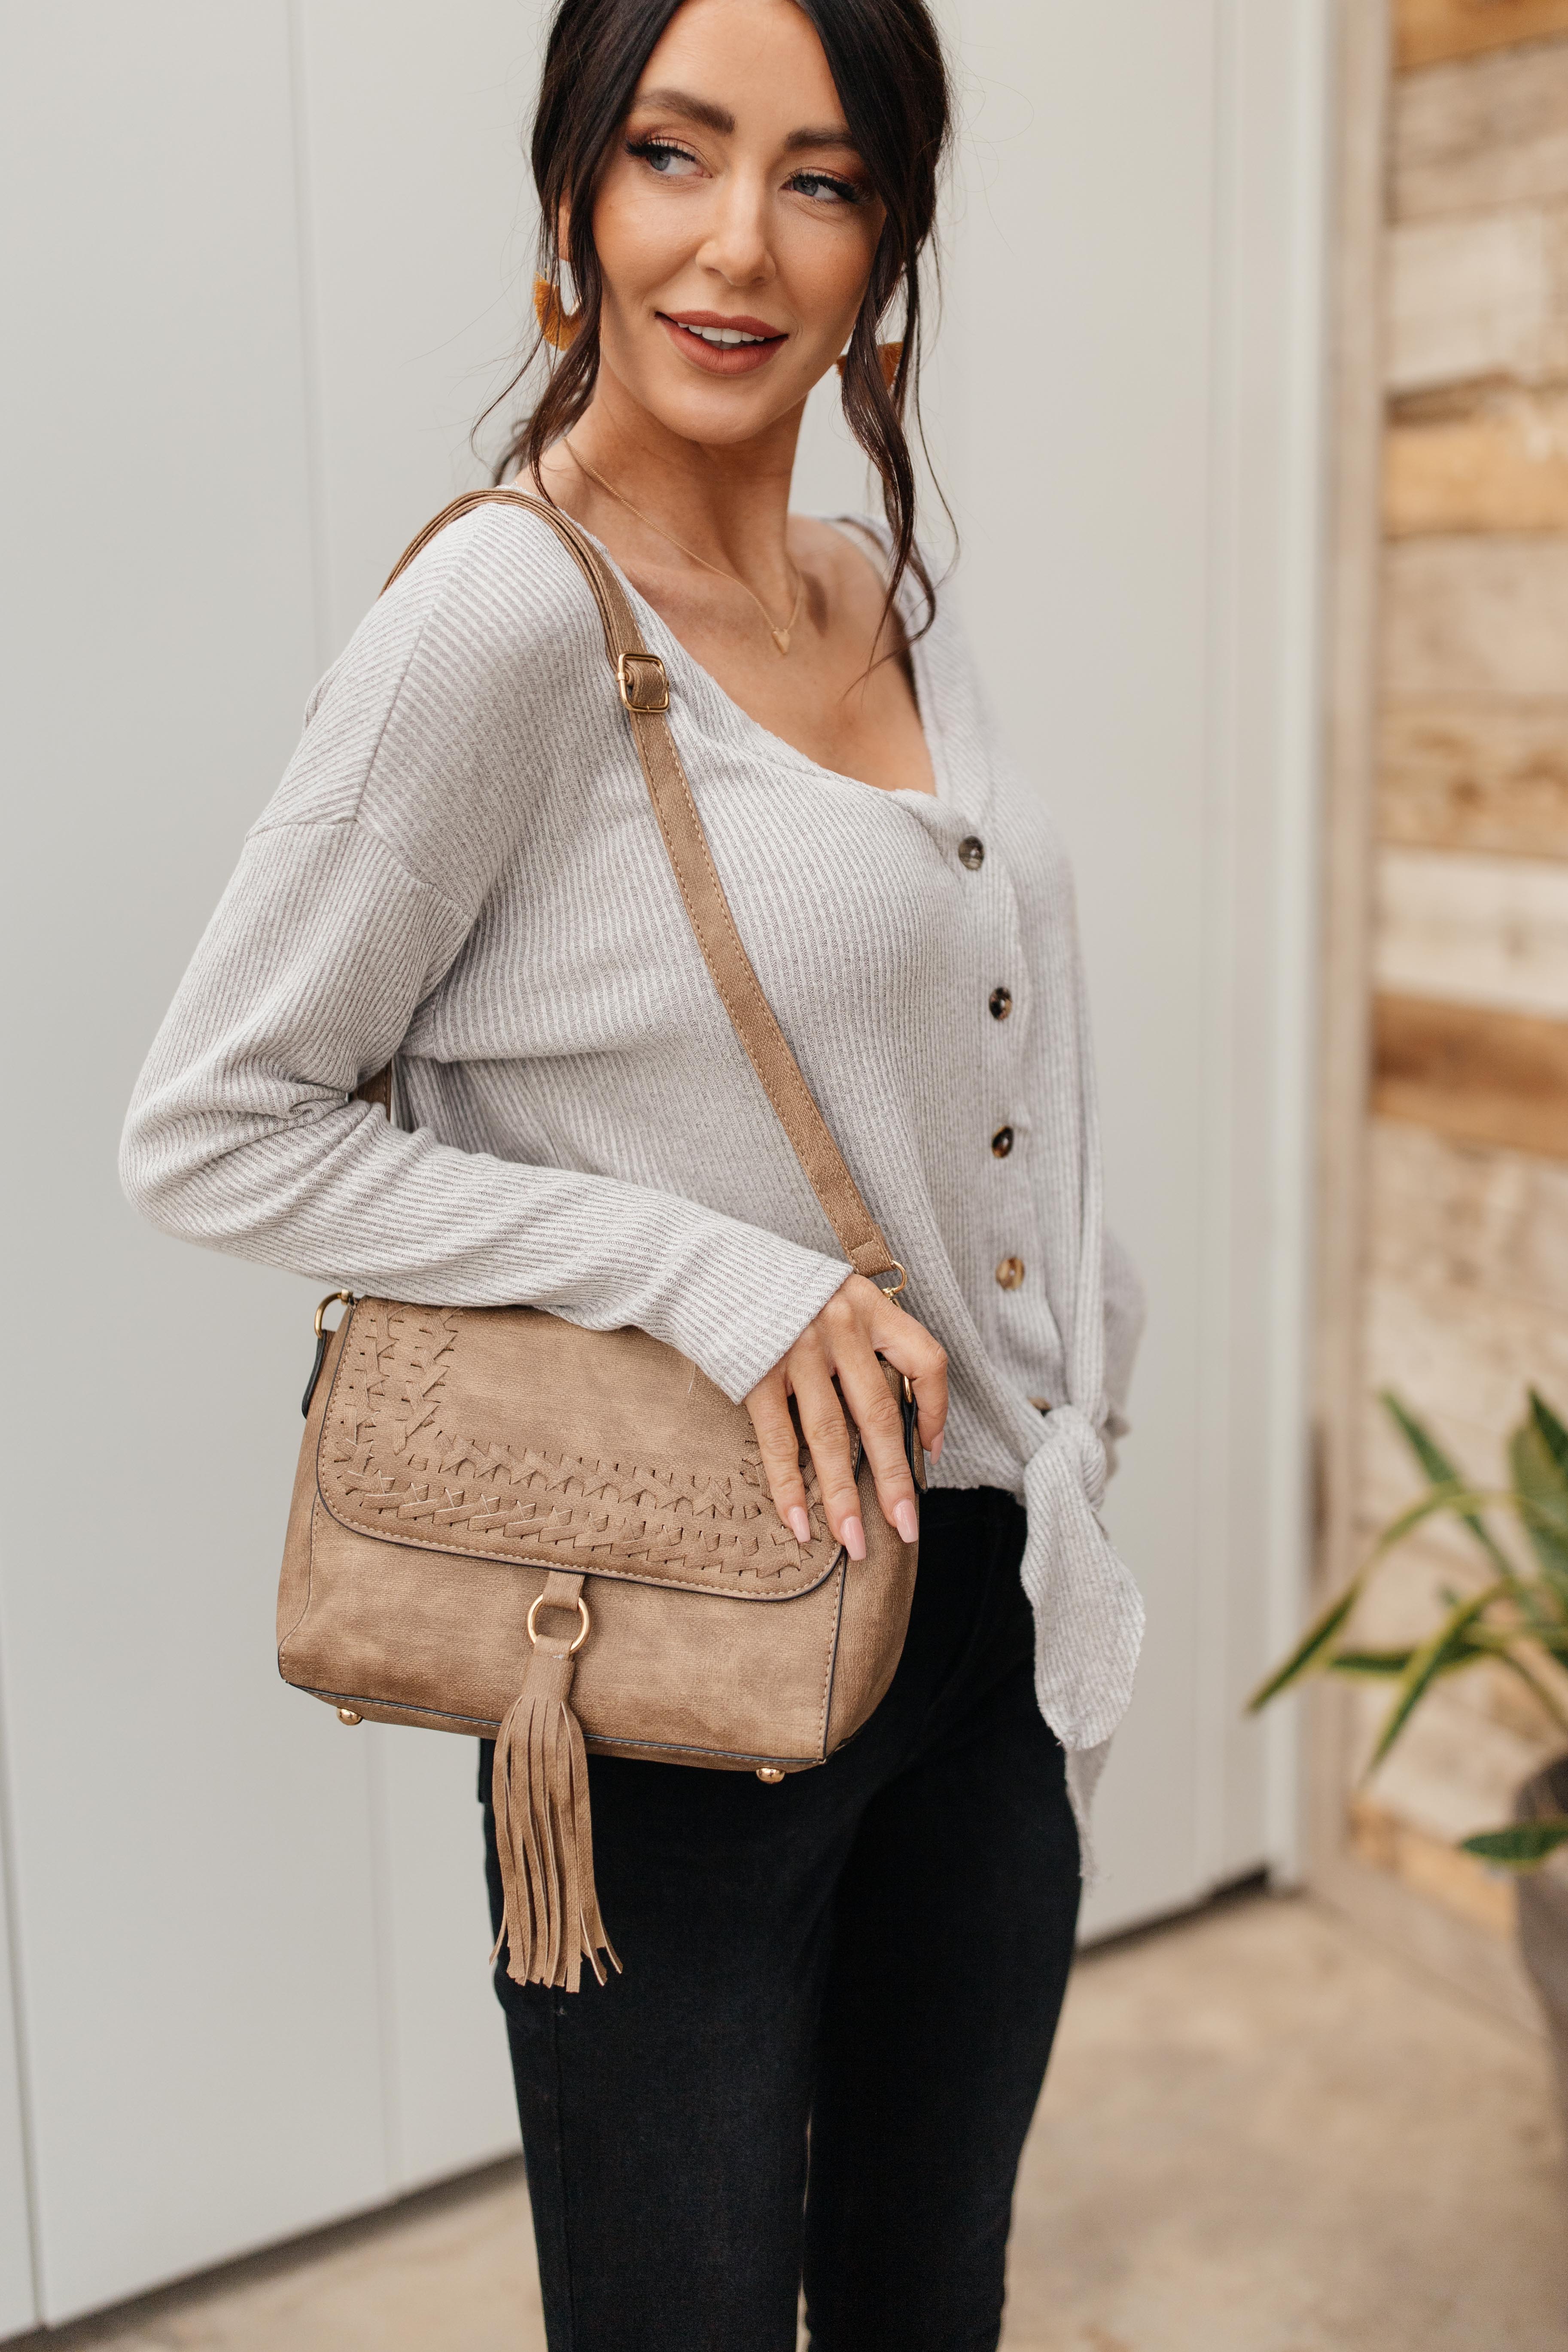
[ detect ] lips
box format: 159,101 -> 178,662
657,310 -> 788,377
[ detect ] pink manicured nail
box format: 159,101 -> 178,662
842,1515 -> 867,1561
894,1499 -> 918,1544
787,1506 -> 810,1544
929,1430 -> 944,1464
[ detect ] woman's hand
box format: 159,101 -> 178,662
744,1276 -> 948,1558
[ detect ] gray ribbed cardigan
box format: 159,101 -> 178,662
120,503 -> 1145,1832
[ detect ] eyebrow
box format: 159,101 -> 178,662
784,123 -> 859,155
631,87 -> 859,155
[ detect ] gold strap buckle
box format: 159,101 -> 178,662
314,1289 -> 354,1337
616,651 -> 670,713
878,1261 -> 907,1304
528,1591 -> 592,1655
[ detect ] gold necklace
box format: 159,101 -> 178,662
566,439 -> 805,655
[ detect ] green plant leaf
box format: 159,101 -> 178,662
1247,1583 -> 1361,1710
1383,1393 -> 1514,1576
1489,1647 -> 1568,1738
1250,1482 -> 1509,1715
1383,1391 -> 1461,1484
1327,1643 -> 1491,1682
1366,1582 -> 1508,1772
1366,1482 -> 1508,1550
1348,1624 -> 1497,1684
1512,1421 -> 1568,1610
1529,1390 -> 1568,1479
1460,1817 -> 1568,1871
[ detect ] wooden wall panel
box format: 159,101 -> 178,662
1379,696 -> 1568,854
1398,0 -> 1568,70
1349,1796 -> 1516,1929
1375,843 -> 1568,1013
1385,391 -> 1568,532
1358,1121 -> 1568,1557
1343,1113 -> 1568,1937
1366,1117 -> 1568,1365
1394,35 -> 1568,218
1361,1672 -> 1551,1841
1382,535 -> 1568,693
1373,990 -> 1568,1153
1319,0 -> 1568,2011
1386,205 -> 1568,390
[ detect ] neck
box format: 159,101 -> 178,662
547,370 -> 804,600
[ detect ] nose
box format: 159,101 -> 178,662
695,166 -> 776,290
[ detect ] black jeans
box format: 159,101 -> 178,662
479,1486 -> 1081,2352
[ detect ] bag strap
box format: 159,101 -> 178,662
378,487 -> 901,1288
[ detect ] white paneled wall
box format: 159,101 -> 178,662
287,0 -> 543,646
938,0 -> 1326,1932
0,0 -> 1325,2324
287,0 -> 545,2210
0,1863 -> 33,2335
0,3 -> 541,2323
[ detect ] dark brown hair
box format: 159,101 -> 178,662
487,0 -> 951,631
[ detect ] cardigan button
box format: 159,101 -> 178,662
991,1125 -> 1014,1159
958,835 -> 985,870
995,1256 -> 1026,1291
989,986 -> 1013,1021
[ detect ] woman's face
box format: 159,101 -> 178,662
588,0 -> 885,447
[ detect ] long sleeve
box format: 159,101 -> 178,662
1101,1224 -> 1145,1444
120,493 -> 1147,1803
119,512 -> 852,1404
1096,1226 -> 1145,1485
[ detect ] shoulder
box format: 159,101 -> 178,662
255,497 -> 616,906
804,510 -> 959,649
327,495 -> 610,724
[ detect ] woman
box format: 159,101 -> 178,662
122,0 -> 1145,2343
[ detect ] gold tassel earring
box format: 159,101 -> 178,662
836,341 -> 903,391
533,274 -> 581,351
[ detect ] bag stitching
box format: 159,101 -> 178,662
314,1299 -> 849,1601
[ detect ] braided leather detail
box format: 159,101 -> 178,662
318,1302 -> 832,1594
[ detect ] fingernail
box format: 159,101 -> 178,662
929,1430 -> 944,1464
894,1498 -> 918,1544
842,1515 -> 867,1562
787,1506 -> 810,1544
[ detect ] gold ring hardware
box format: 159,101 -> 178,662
616,651 -> 670,714
337,1707 -> 363,1726
878,1262 -> 907,1304
528,1592 -> 592,1655
314,1289 -> 354,1338
756,1767 -> 785,1784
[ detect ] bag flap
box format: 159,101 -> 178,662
316,1298 -> 846,1598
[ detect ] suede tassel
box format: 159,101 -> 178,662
490,1635 -> 619,1992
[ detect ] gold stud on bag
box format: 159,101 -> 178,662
276,490 -> 922,1993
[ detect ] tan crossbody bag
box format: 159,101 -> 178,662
277,490 -> 921,1994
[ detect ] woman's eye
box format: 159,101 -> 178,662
627,137 -> 702,179
787,171 -> 863,207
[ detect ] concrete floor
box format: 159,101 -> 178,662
21,1891 -> 1568,2352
